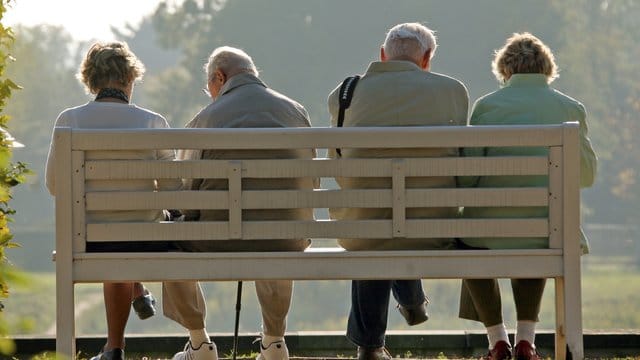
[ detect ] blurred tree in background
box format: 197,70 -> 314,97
145,0 -> 227,125
0,0 -> 31,353
551,0 -> 640,224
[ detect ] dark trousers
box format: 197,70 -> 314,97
346,279 -> 426,347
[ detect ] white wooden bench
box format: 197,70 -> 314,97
53,123 -> 583,359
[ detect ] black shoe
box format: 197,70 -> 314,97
357,346 -> 392,360
397,297 -> 429,326
90,348 -> 124,360
132,289 -> 156,320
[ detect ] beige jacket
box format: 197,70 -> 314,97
327,61 -> 469,250
178,73 -> 316,252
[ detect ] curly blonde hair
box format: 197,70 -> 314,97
492,32 -> 558,84
77,41 -> 145,94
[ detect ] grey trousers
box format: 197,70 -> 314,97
163,279 -> 293,336
458,278 -> 546,326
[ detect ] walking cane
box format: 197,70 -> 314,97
232,281 -> 243,360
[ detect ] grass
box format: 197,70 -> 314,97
2,257 -> 639,359
5,263 -> 640,336
22,352 -> 640,359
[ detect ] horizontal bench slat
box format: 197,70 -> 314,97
84,157 -> 549,180
86,219 -> 548,241
72,249 -> 564,282
86,188 -> 548,211
71,126 -> 566,150
86,191 -> 229,210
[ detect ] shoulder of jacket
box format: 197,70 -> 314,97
551,88 -> 584,108
428,71 -> 467,88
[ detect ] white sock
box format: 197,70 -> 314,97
515,320 -> 536,345
486,323 -> 510,349
189,328 -> 211,346
262,334 -> 284,346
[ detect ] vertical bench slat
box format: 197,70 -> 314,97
561,124 -> 584,359
392,159 -> 406,238
72,151 -> 86,253
228,161 -> 242,239
54,128 -> 76,358
550,145 -> 567,359
548,146 -> 563,249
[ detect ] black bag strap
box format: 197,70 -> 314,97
336,75 -> 360,156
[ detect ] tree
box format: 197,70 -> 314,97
551,0 -> 640,224
0,0 -> 31,353
142,0 -> 227,125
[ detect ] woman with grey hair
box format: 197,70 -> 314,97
458,33 -> 597,360
45,41 -> 178,360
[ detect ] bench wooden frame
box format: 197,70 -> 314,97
53,123 -> 583,359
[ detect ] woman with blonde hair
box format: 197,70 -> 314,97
458,33 -> 597,360
45,41 -> 179,360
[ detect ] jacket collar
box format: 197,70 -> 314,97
218,73 -> 267,97
503,73 -> 549,88
366,60 -> 423,73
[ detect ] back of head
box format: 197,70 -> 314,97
204,46 -> 259,80
77,41 -> 145,94
382,22 -> 437,63
492,32 -> 558,84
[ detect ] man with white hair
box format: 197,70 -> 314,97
163,46 -> 316,360
327,23 -> 469,359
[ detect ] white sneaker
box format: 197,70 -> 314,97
256,338 -> 289,360
172,341 -> 218,360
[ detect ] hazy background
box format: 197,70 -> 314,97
2,0 -> 639,336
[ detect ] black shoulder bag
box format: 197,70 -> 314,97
335,75 -> 360,156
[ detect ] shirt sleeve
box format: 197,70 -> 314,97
576,104 -> 597,188
44,112 -> 71,196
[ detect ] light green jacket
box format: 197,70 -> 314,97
460,74 -> 597,253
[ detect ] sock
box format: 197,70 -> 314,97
261,334 -> 283,346
486,323 -> 510,349
189,328 -> 211,346
515,320 -> 536,345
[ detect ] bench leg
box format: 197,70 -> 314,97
554,277 -> 567,359
564,270 -> 584,359
555,276 -> 585,360
56,269 -> 75,358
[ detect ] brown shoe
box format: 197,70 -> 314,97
514,340 -> 541,360
484,340 -> 512,360
357,346 -> 392,360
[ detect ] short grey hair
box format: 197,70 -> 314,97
204,46 -> 258,80
382,23 -> 437,62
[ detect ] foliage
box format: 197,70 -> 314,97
5,24 -> 86,172
0,0 -> 31,353
142,0 -> 228,125
550,0 -> 640,224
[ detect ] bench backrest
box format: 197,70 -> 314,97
53,123 -> 584,360
53,123 -> 580,268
